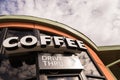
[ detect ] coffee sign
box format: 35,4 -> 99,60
2,35 -> 87,54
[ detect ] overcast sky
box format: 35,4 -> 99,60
0,0 -> 120,46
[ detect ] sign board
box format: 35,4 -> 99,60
38,55 -> 84,72
2,35 -> 87,55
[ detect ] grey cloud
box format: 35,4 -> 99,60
0,0 -> 120,46
0,60 -> 36,80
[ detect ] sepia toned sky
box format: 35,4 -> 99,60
0,0 -> 120,46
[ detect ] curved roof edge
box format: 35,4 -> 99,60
0,15 -> 119,53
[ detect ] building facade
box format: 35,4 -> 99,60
0,16 -> 118,80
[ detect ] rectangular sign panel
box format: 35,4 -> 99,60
38,55 -> 83,72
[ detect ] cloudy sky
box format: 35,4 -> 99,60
0,0 -> 120,46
